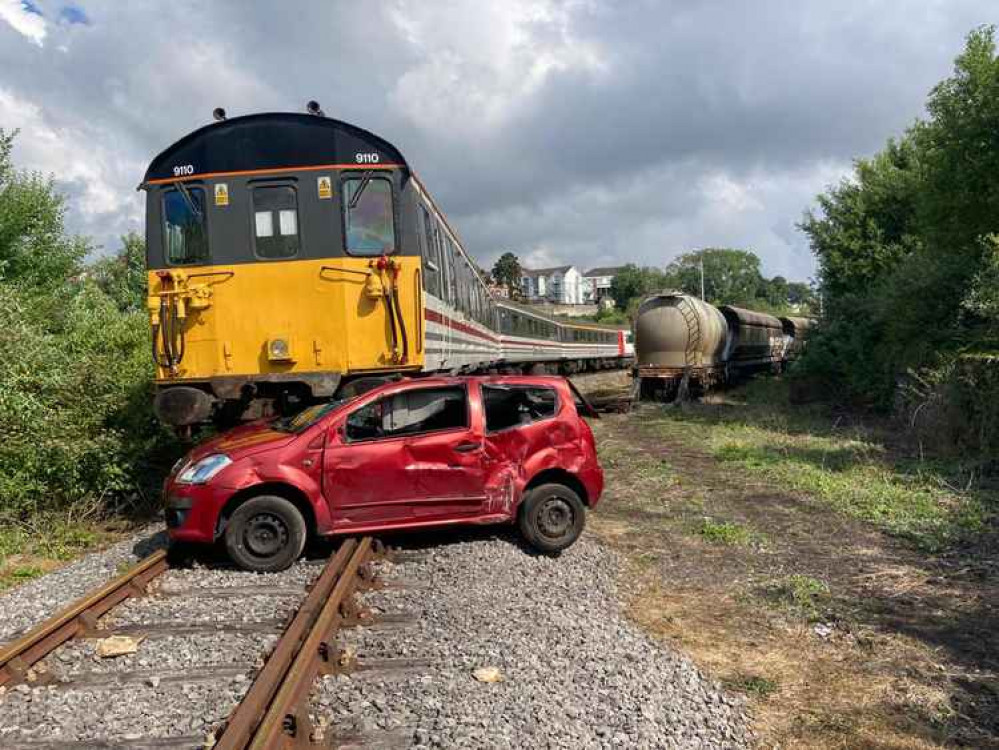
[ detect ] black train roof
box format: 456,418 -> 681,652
143,112 -> 408,183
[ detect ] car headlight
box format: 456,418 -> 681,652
176,454 -> 232,484
171,456 -> 188,476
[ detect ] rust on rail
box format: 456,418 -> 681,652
0,548 -> 168,688
215,536 -> 382,750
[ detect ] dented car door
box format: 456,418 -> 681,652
323,384 -> 487,529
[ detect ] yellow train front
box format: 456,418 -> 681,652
143,110 -> 423,427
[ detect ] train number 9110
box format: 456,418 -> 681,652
355,152 -> 380,164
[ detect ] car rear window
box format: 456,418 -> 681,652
482,385 -> 558,432
346,386 -> 467,441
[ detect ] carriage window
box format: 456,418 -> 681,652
345,386 -> 468,441
419,206 -> 440,297
343,177 -> 396,256
252,186 -> 299,259
163,187 -> 208,265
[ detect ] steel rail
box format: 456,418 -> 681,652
0,548 -> 169,688
215,537 -> 378,750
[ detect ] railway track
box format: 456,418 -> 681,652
0,537 -> 399,749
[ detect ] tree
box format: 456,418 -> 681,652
90,233 -> 147,313
0,129 -> 86,290
663,248 -> 764,306
609,264 -> 668,311
491,252 -> 521,296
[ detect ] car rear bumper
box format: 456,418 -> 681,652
579,464 -> 604,508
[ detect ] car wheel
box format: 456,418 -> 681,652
224,496 -> 307,572
518,483 -> 586,553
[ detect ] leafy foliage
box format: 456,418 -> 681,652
609,251 -> 814,316
491,251 -> 522,297
799,26 -> 999,420
0,131 -> 174,522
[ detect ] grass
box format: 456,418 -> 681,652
0,513 -> 127,591
726,673 -> 780,698
697,518 -> 762,547
647,380 -> 994,552
762,574 -> 831,618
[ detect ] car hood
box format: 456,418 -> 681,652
186,421 -> 296,463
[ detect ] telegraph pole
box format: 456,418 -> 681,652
699,259 -> 705,301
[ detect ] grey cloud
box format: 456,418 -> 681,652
1,0 -> 996,278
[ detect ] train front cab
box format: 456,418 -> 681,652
142,114 -> 424,428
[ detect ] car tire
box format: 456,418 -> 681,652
518,483 -> 586,554
224,496 -> 307,572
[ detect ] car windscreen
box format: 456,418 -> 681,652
272,399 -> 347,433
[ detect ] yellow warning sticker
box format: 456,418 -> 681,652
214,183 -> 229,207
317,176 -> 332,200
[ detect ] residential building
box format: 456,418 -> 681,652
582,266 -> 627,304
520,266 -> 585,305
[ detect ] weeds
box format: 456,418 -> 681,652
698,518 -> 759,547
726,673 -> 779,698
763,574 -> 831,618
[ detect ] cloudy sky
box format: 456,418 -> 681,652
1,1 -> 996,281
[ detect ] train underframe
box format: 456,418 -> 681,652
635,359 -> 783,403
155,355 -> 634,432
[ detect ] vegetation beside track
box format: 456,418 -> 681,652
586,376 -> 998,750
0,130 -> 176,588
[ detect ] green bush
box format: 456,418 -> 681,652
0,129 -> 176,523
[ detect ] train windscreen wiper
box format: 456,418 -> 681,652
348,170 -> 374,209
173,180 -> 203,222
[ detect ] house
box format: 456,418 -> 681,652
520,266 -> 585,305
582,266 -> 626,304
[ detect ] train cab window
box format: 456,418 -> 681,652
252,186 -> 299,259
163,187 -> 208,265
342,176 -> 396,255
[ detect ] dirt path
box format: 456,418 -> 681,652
588,405 -> 998,750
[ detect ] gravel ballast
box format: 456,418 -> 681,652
0,526 -> 752,748
315,531 -> 753,749
0,526 -> 165,645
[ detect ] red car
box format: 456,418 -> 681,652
164,376 -> 604,571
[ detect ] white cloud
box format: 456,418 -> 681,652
0,0 -> 46,46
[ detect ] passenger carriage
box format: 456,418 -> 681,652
141,106 -> 631,429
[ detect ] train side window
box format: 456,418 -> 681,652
163,187 -> 209,265
252,186 -> 299,259
342,176 -> 396,256
418,206 -> 440,296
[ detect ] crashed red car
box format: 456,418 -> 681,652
164,376 -> 604,571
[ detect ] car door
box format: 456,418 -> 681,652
323,384 -> 487,529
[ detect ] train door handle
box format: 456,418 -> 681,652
453,441 -> 482,453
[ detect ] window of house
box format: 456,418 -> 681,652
345,386 -> 468,441
483,385 -> 558,432
343,176 -> 396,255
163,186 -> 209,265
252,186 -> 299,259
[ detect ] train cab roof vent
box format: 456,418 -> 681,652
306,100 -> 325,117
212,107 -> 227,122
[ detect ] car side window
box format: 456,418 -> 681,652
482,385 -> 558,433
345,386 -> 468,441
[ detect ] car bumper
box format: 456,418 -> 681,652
580,464 -> 604,508
164,480 -> 233,544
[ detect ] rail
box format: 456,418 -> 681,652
0,549 -> 169,688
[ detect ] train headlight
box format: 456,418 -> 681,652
268,337 -> 292,361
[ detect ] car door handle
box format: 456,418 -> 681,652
453,441 -> 482,453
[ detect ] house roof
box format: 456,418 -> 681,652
583,266 -> 626,278
522,265 -> 574,276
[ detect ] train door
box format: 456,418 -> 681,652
435,224 -> 455,368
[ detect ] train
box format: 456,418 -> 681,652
141,105 -> 633,429
633,292 -> 812,400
